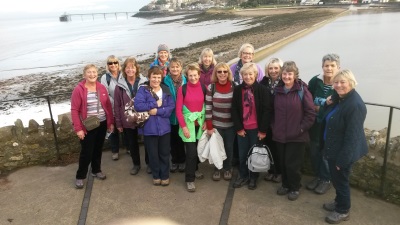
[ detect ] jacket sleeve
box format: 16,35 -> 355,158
231,86 -> 244,132
156,94 -> 175,118
113,87 -> 123,128
100,85 -> 114,127
134,87 -> 157,112
256,64 -> 265,82
300,86 -> 316,132
176,86 -> 186,128
70,87 -> 84,133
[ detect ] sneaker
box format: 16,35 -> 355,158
130,165 -> 141,175
223,169 -> 232,181
264,172 -> 274,181
272,174 -> 282,183
75,179 -> 84,189
161,179 -> 170,186
212,170 -> 221,181
323,200 -> 337,212
186,182 -> 196,192
306,178 -> 320,190
288,191 -> 300,201
153,179 -> 161,186
277,186 -> 289,195
325,211 -> 350,224
178,163 -> 185,172
170,163 -> 178,173
232,177 -> 249,188
126,150 -> 131,155
195,171 -> 204,179
248,179 -> 257,190
314,181 -> 331,194
91,172 -> 106,180
146,166 -> 152,174
112,153 -> 119,161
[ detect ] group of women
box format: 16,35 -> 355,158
70,43 -> 368,224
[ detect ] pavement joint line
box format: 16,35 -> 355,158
77,170 -> 94,225
219,168 -> 238,225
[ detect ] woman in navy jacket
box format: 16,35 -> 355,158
134,66 -> 175,186
320,69 -> 367,224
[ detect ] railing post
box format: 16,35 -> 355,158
380,107 -> 393,196
46,96 -> 61,160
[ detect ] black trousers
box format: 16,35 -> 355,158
144,133 -> 171,180
170,124 -> 186,164
123,128 -> 140,166
277,142 -> 305,191
264,128 -> 281,174
76,121 -> 107,179
184,126 -> 200,182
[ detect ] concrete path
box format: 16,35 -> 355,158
1,147 -> 399,225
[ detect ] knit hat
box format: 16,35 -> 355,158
157,44 -> 169,53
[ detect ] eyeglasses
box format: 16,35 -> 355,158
107,61 -> 118,65
242,52 -> 254,56
217,70 -> 228,74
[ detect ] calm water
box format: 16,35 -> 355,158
258,11 -> 400,136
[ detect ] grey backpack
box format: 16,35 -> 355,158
247,144 -> 274,173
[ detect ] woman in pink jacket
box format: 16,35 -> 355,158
71,64 -> 114,189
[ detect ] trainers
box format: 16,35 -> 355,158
112,153 -> 119,161
153,179 -> 161,186
130,165 -> 141,175
223,169 -> 232,180
178,163 -> 185,172
212,170 -> 221,181
232,177 -> 249,188
75,179 -> 84,189
264,172 -> 274,181
288,191 -> 300,201
248,179 -> 257,190
314,181 -> 331,194
277,186 -> 289,195
195,171 -> 204,179
306,178 -> 320,190
323,200 -> 337,212
272,174 -> 282,183
186,182 -> 196,192
170,163 -> 178,173
161,179 -> 170,186
325,211 -> 350,224
91,172 -> 106,180
146,166 -> 152,174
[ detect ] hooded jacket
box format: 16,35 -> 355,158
100,71 -> 122,113
163,74 -> 187,125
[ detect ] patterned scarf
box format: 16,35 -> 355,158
234,59 -> 243,84
268,77 -> 280,95
171,75 -> 183,92
243,85 -> 254,121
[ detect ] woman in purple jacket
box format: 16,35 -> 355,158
272,61 -> 315,201
134,66 -> 175,186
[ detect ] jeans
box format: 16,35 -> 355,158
309,140 -> 330,181
216,127 -> 235,171
144,133 -> 171,180
277,142 -> 305,191
76,121 -> 107,179
170,124 -> 186,164
123,128 -> 140,166
328,159 -> 352,214
237,129 -> 259,180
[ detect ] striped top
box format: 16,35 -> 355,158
323,84 -> 333,95
205,82 -> 234,129
86,91 -> 106,122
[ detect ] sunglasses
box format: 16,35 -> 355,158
217,70 -> 228,74
107,61 -> 118,65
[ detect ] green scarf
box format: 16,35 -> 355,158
179,105 -> 205,142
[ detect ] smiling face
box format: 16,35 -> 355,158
333,77 -> 352,97
149,73 -> 162,89
216,66 -> 229,84
169,62 -> 182,77
267,62 -> 281,80
201,53 -> 213,67
240,47 -> 254,63
158,50 -> 169,63
242,70 -> 256,86
323,60 -> 340,79
84,66 -> 98,84
107,60 -> 119,74
187,69 -> 200,84
281,70 -> 295,87
124,62 -> 136,78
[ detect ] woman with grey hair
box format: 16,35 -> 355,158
230,43 -> 264,85
150,44 -> 171,77
320,69 -> 367,224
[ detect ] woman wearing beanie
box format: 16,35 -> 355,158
150,44 -> 171,77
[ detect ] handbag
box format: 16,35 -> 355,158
82,92 -> 101,131
124,85 -> 158,127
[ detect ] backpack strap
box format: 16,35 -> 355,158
182,83 -> 207,100
106,73 -> 111,86
298,83 -> 304,101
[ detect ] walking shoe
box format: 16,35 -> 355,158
170,163 -> 178,173
146,166 -> 152,174
277,186 -> 289,195
186,182 -> 196,192
288,191 -> 300,201
130,165 -> 141,175
91,172 -> 106,180
112,153 -> 119,161
195,171 -> 204,179
75,179 -> 84,189
178,163 -> 185,172
153,179 -> 161,186
306,178 -> 320,190
272,174 -> 282,183
232,177 -> 249,188
248,179 -> 257,190
212,170 -> 221,181
126,150 -> 130,155
314,181 -> 331,194
161,179 -> 170,186
264,172 -> 274,181
325,211 -> 350,224
223,169 -> 232,180
323,200 -> 337,212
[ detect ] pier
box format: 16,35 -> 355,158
59,12 -> 138,22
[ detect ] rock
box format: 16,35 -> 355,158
0,126 -> 14,142
28,119 -> 39,133
43,118 -> 55,133
14,119 -> 24,136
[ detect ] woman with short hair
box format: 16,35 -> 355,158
230,43 -> 264,85
198,48 -> 217,87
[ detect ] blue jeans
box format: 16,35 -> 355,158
328,160 -> 352,214
144,133 -> 171,180
217,127 -> 235,171
237,129 -> 259,179
309,140 -> 331,181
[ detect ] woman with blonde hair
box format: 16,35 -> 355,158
230,43 -> 264,85
198,48 -> 217,87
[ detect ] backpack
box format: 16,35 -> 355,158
181,83 -> 207,99
247,143 -> 274,173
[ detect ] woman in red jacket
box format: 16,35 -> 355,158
71,64 -> 114,189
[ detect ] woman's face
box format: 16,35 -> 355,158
107,60 -> 119,73
158,51 -> 169,63
124,63 -> 136,78
187,69 -> 200,84
333,77 -> 352,97
149,73 -> 162,89
267,62 -> 281,80
84,67 -> 98,84
202,53 -> 213,67
281,70 -> 295,87
242,70 -> 256,86
240,47 -> 254,63
216,66 -> 229,84
169,62 -> 182,77
323,60 -> 339,79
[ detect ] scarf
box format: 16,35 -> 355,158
234,59 -> 243,84
171,75 -> 183,92
268,77 -> 280,95
243,85 -> 254,121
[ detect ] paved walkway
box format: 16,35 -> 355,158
1,147 -> 400,225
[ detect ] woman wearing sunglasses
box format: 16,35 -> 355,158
100,55 -> 122,160
205,62 -> 236,181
